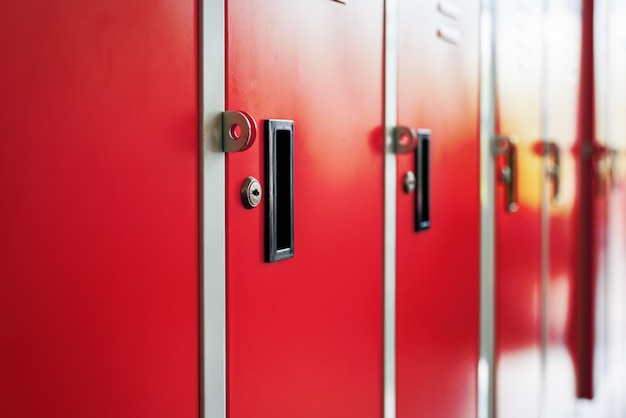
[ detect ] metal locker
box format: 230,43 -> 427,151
394,0 -> 481,416
0,1 -> 199,417
492,0 -> 544,416
542,0 -> 583,416
222,1 -> 385,416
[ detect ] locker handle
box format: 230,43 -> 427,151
546,142 -> 560,203
609,148 -> 619,189
414,130 -> 431,231
265,119 -> 295,263
495,136 -> 519,213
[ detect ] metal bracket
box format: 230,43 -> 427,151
393,126 -> 419,154
493,135 -> 513,156
222,110 -> 257,152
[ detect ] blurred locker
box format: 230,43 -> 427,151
0,1 -> 199,417
588,0 -> 626,411
542,0 -> 583,416
492,0 -> 544,416
603,0 -> 626,412
394,0 -> 481,416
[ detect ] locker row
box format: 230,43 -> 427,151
1,0 -> 625,417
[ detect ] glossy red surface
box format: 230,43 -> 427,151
544,1 -> 583,414
395,1 -> 480,417
225,1 -> 384,417
0,2 -> 198,417
494,1 -> 544,416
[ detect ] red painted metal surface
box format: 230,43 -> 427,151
225,1 -> 384,417
395,1 -> 480,417
543,1 -> 583,415
494,1 -> 544,416
0,2 -> 198,417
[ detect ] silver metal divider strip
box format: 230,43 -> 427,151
479,0 -> 496,417
200,0 -> 226,417
384,0 -> 398,416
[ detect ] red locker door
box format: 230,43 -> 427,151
395,1 -> 480,417
0,2 -> 198,417
493,0 -> 544,416
224,1 -> 384,417
543,0 -> 583,415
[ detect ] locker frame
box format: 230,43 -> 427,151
384,0 -> 399,417
200,0 -> 227,417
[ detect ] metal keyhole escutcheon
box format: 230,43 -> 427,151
403,171 -> 416,193
241,176 -> 262,209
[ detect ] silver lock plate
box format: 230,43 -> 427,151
241,176 -> 262,209
403,171 -> 416,193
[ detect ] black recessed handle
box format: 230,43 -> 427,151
415,130 -> 431,232
265,120 -> 294,262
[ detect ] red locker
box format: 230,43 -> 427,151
395,0 -> 480,416
224,1 -> 384,416
493,0 -> 544,416
0,1 -> 199,417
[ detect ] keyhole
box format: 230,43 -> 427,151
251,189 -> 260,197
